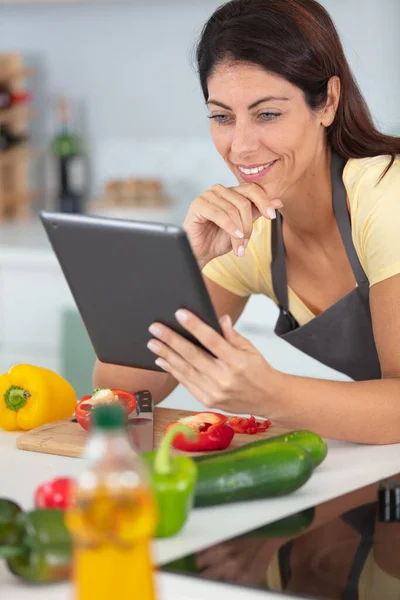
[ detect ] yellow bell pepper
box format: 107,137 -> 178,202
0,364 -> 77,431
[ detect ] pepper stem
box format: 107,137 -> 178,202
154,424 -> 196,475
4,386 -> 31,412
0,545 -> 24,558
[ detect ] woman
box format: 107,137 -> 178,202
94,0 -> 400,444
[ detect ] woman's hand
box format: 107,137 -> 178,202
147,309 -> 281,417
183,183 -> 283,269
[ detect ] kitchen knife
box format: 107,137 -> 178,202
128,390 -> 154,453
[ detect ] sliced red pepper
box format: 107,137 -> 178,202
75,388 -> 136,431
166,411 -> 234,452
34,477 -> 74,510
229,415 -> 272,435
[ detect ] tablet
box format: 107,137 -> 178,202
40,211 -> 222,372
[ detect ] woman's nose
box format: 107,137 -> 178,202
231,123 -> 261,157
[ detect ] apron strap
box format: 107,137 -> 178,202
331,152 -> 368,285
271,210 -> 290,314
271,151 -> 368,312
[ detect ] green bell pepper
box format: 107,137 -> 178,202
0,499 -> 22,545
0,505 -> 72,582
146,423 -> 198,538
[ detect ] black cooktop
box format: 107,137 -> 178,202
162,474 -> 400,600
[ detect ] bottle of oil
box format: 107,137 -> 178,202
66,403 -> 158,600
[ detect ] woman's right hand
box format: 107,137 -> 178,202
183,183 -> 283,269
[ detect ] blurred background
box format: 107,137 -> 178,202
0,0 -> 399,405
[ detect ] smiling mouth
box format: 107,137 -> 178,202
237,161 -> 275,175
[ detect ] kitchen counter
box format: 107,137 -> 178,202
0,562 -> 298,600
1,215 -> 398,598
1,414 -> 400,599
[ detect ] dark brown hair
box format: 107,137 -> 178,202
196,0 -> 400,180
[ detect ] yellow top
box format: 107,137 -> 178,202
203,155 -> 400,327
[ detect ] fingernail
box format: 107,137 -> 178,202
149,324 -> 163,337
220,314 -> 232,328
175,309 -> 189,322
237,245 -> 245,257
147,340 -> 160,352
155,358 -> 168,369
244,238 -> 249,248
235,230 -> 244,239
272,200 -> 284,209
266,207 -> 276,219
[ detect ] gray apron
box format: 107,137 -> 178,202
271,152 -> 381,381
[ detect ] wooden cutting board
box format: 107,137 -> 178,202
16,407 -> 284,459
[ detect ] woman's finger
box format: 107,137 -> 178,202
195,194 -> 246,243
154,357 -> 210,406
232,183 -> 283,220
147,334 -> 220,380
201,191 -> 247,257
211,184 -> 254,240
173,310 -> 239,365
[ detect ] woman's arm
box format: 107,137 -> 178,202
270,274 -> 400,444
92,277 -> 249,404
145,274 -> 400,444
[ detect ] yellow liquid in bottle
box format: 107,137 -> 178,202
66,486 -> 158,600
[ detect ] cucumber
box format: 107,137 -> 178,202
194,442 -> 314,507
194,430 -> 328,468
245,506 -> 315,538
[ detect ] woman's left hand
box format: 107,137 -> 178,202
147,309 -> 280,417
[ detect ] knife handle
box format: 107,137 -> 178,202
135,390 -> 153,415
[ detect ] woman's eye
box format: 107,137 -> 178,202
259,112 -> 280,121
208,114 -> 231,124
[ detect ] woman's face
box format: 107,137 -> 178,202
206,61 -> 333,201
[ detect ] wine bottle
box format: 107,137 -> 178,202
51,97 -> 86,214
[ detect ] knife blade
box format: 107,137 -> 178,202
128,390 -> 154,453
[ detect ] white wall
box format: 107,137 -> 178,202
1,0 -> 399,209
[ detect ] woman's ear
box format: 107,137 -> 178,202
320,76 -> 341,127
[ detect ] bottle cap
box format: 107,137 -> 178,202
92,403 -> 125,430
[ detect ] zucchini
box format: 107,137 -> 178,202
194,442 -> 314,507
194,430 -> 328,468
244,506 -> 315,538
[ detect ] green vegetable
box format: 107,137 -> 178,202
0,508 -> 72,582
147,423 -> 198,538
194,442 -> 314,507
193,430 -> 328,468
245,506 -> 315,538
162,553 -> 198,574
0,499 -> 22,545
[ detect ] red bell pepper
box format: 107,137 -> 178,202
75,388 -> 136,431
166,412 -> 234,452
34,477 -> 74,510
228,415 -> 271,434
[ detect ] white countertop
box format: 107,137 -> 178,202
1,421 -> 400,599
0,563 -> 299,600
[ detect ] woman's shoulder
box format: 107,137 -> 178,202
344,154 -> 400,197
